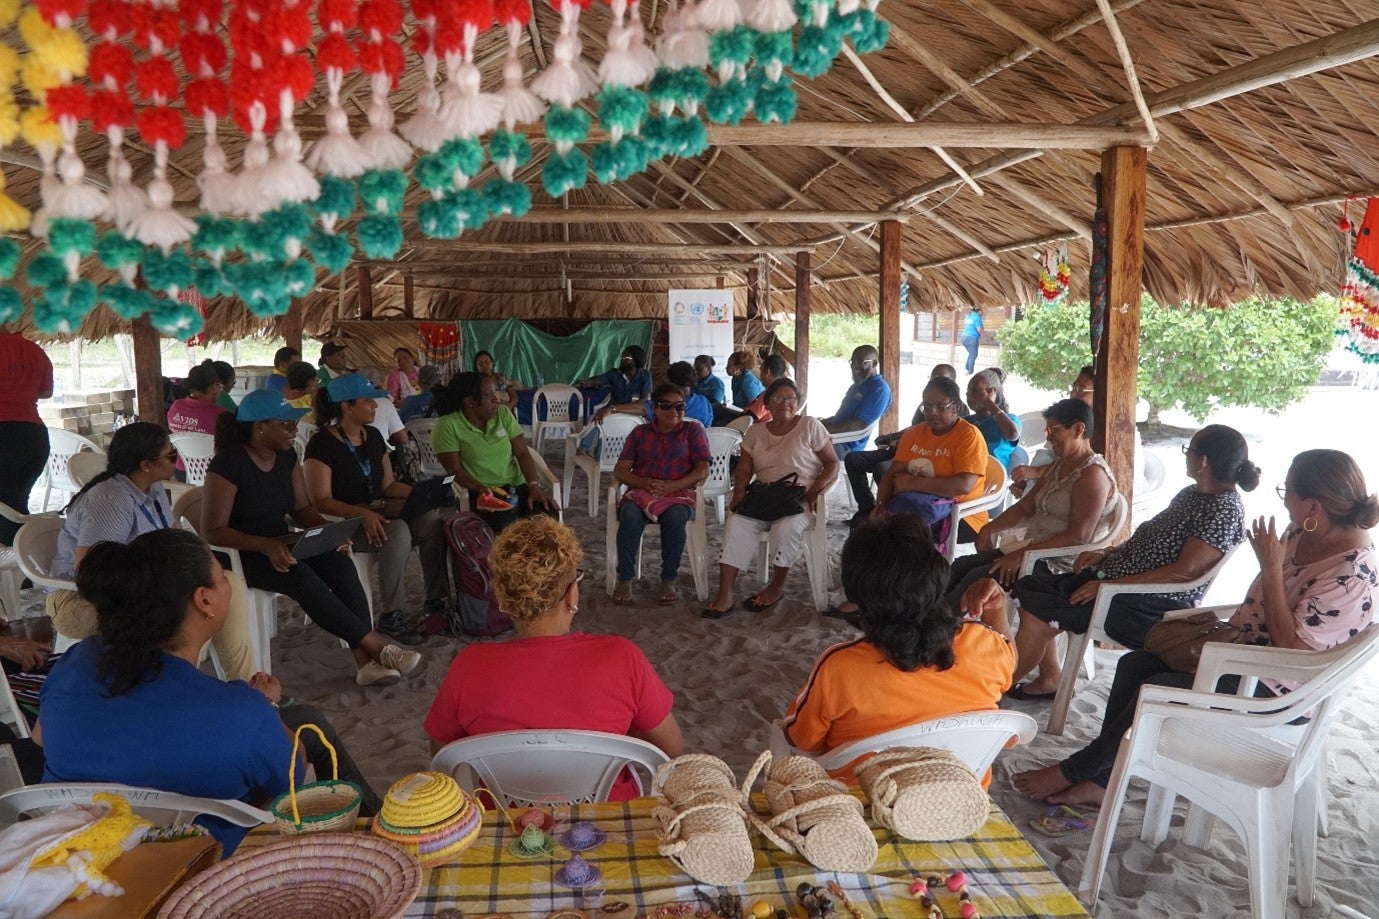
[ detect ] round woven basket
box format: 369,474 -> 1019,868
269,723 -> 364,835
155,833 -> 421,919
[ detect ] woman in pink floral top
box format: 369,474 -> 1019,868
1013,448 -> 1378,807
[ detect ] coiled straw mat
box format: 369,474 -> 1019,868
156,832 -> 421,919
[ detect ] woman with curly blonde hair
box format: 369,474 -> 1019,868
423,517 -> 684,797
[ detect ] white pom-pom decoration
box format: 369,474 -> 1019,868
48,149 -> 109,221
130,168 -> 196,252
695,0 -> 742,31
197,125 -> 238,217
438,46 -> 504,141
746,0 -> 797,32
357,73 -> 415,170
308,71 -> 372,175
530,2 -> 598,106
599,0 -> 656,88
498,26 -> 547,128
400,50 -> 448,152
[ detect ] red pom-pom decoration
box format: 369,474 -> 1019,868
494,0 -> 532,25
445,0 -> 495,30
318,0 -> 359,29
358,0 -> 403,39
317,33 -> 358,73
180,31 -> 227,75
135,57 -> 180,102
34,0 -> 85,26
356,38 -> 404,83
185,78 -> 229,119
179,0 -> 224,29
135,6 -> 182,51
89,42 -> 135,85
410,29 -> 431,55
87,0 -> 130,38
277,54 -> 316,101
88,89 -> 134,132
136,105 -> 188,148
262,3 -> 313,53
44,84 -> 90,121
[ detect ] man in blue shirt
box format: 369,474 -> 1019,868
580,344 -> 652,407
264,346 -> 299,393
823,345 -> 891,462
596,361 -> 714,428
961,306 -> 984,374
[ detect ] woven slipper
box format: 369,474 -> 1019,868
855,747 -> 990,842
1028,805 -> 1096,838
651,754 -> 755,886
742,593 -> 781,613
742,751 -> 877,873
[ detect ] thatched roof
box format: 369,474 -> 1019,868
3,0 -> 1377,339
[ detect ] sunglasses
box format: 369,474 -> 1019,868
655,401 -> 687,412
1275,484 -> 1288,500
156,448 -> 180,462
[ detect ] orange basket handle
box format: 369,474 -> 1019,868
287,722 -> 338,825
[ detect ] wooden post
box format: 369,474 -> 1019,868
745,267 -> 760,320
131,316 -> 165,427
1093,147 -> 1147,514
403,274 -> 414,319
357,265 -> 374,320
280,302 -> 303,354
878,220 -> 901,434
794,251 -> 811,395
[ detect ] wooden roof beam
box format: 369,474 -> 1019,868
952,0 -> 1113,93
396,241 -> 814,255
488,208 -> 912,224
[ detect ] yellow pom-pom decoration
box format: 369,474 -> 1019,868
29,27 -> 87,79
0,45 -> 20,87
0,95 -> 18,147
0,0 -> 20,30
21,106 -> 60,149
21,57 -> 61,97
0,191 -> 32,233
17,7 -> 53,46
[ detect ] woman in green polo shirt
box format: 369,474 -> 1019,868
433,372 -> 559,533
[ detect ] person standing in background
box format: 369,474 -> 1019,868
961,307 -> 984,375
0,331 -> 54,544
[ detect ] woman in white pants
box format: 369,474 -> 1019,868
702,379 -> 839,619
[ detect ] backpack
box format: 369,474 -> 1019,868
442,511 -> 513,637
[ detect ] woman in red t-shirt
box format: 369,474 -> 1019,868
0,332 -> 54,544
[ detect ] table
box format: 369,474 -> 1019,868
250,797 -> 1089,919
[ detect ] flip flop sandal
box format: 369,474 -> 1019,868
612,582 -> 634,606
700,606 -> 733,620
1005,684 -> 1057,702
743,594 -> 781,613
1028,805 -> 1096,838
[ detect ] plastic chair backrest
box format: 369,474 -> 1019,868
292,422 -> 317,465
42,430 -> 103,506
172,487 -> 205,533
0,783 -> 274,828
1007,444 -> 1030,470
66,452 -> 107,489
725,415 -> 754,435
704,429 -> 742,496
13,518 -> 71,591
169,432 -> 216,486
829,419 -> 878,447
534,385 -> 583,424
430,730 -> 670,806
1017,411 -> 1046,448
813,710 -> 1039,775
405,418 -> 448,478
596,414 -> 645,473
1140,452 -> 1166,495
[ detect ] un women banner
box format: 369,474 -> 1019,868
667,290 -> 734,396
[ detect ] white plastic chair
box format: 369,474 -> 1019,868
1002,492 -> 1129,622
1017,411 -> 1046,449
531,384 -> 584,455
702,428 -> 743,524
941,456 -> 1007,561
12,517 -> 73,594
430,729 -> 670,807
1137,452 -> 1166,505
562,414 -> 644,518
39,429 -> 103,511
769,710 -> 1038,777
0,668 -> 29,741
1045,541 -> 1241,736
753,508 -> 830,612
1078,625 -> 1379,919
0,502 -> 59,623
406,417 -> 448,478
0,783 -> 274,829
169,431 -> 216,486
66,451 -> 106,489
292,421 -> 317,466
173,488 -> 276,675
605,480 -> 709,601
724,414 -> 754,436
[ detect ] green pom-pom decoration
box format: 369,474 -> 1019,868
314,175 -> 357,220
414,151 -> 454,195
282,258 -> 316,299
705,79 -> 753,125
0,286 -> 21,324
194,262 -> 231,299
597,86 -> 649,133
418,197 -> 461,239
793,22 -> 845,78
0,239 -> 20,279
47,218 -> 97,259
753,30 -> 794,67
142,247 -> 194,296
641,113 -> 674,157
192,215 -> 241,256
100,284 -> 156,319
25,252 -> 66,289
150,300 -> 204,339
673,114 -> 709,158
33,279 -> 98,335
709,25 -> 755,69
357,169 -> 408,216
672,68 -> 710,109
450,188 -> 489,232
544,106 -> 591,145
593,136 -> 648,184
755,78 -> 798,124
255,204 -> 314,259
481,178 -> 532,218
225,261 -> 274,315
439,137 -> 486,179
542,149 -> 589,198
488,130 -> 532,168
850,10 -> 889,53
355,213 -> 403,259
648,68 -> 678,106
97,232 -> 145,270
307,229 -> 354,274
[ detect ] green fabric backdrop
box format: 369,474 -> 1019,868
460,318 -> 653,388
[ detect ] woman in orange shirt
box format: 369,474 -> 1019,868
785,514 -> 1014,786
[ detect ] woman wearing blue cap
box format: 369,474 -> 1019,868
203,389 -> 423,687
304,374 -> 449,645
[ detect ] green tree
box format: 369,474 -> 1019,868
997,296 -> 1335,423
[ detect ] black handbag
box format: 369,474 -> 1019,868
738,473 -> 808,522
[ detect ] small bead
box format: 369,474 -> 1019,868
960,904 -> 978,919
946,872 -> 967,892
752,903 -> 772,919
959,891 -> 971,901
927,876 -> 943,889
908,881 -> 927,897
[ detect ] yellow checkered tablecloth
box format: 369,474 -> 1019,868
395,797 -> 1089,919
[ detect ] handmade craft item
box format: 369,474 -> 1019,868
559,820 -> 608,851
509,822 -> 558,858
652,753 -> 755,885
554,853 -> 602,888
372,770 -> 485,867
1339,196 -> 1379,362
854,747 -> 989,842
742,751 -> 877,873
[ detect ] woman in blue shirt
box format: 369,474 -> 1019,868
692,354 -> 726,405
961,307 -> 984,374
727,350 -> 765,408
579,345 -> 651,406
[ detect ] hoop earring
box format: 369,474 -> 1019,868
1303,516 -> 1318,533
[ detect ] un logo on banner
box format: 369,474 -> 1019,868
691,302 -> 705,316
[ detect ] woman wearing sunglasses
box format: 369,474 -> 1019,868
425,516 -> 683,799
45,422 -> 258,682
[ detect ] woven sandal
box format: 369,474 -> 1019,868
651,754 -> 755,886
741,751 -> 877,873
854,747 -> 991,842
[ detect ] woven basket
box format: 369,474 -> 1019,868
855,747 -> 991,841
155,832 -> 421,919
269,723 -> 363,835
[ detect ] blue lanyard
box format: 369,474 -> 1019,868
136,498 -> 168,530
340,428 -> 373,480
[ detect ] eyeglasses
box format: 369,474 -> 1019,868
920,401 -> 956,413
849,359 -> 875,369
769,394 -> 799,405
157,448 -> 179,462
654,401 -> 687,412
570,569 -> 586,588
1044,423 -> 1067,436
1275,484 -> 1288,500
1181,443 -> 1196,455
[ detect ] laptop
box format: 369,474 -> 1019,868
384,476 -> 455,520
280,517 -> 364,560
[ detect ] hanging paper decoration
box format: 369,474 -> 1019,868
419,319 -> 461,369
1037,246 -> 1070,303
1338,196 -> 1379,363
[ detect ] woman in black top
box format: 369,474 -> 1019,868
304,374 -> 448,645
202,390 -> 422,687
